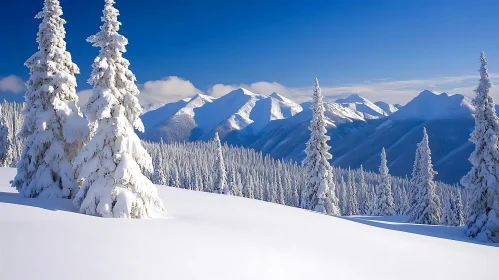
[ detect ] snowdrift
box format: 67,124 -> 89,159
0,168 -> 497,280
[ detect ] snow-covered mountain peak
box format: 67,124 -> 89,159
190,93 -> 215,103
337,93 -> 367,103
374,101 -> 399,115
335,94 -> 388,119
419,89 -> 441,97
269,92 -> 293,103
390,90 -> 474,120
227,87 -> 260,98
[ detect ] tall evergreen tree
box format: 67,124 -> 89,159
346,169 -> 359,215
276,170 -> 285,205
289,174 -> 300,207
213,132 -> 228,194
0,106 -> 8,167
358,165 -> 369,215
338,176 -> 347,215
408,128 -> 441,225
376,148 -> 395,216
73,0 -> 165,218
12,0 -> 88,198
243,175 -> 254,199
367,184 -> 376,215
301,78 -> 340,215
454,189 -> 465,226
461,52 -> 499,242
227,167 -> 238,196
408,134 -> 424,217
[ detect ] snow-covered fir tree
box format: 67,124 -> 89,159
301,78 -> 340,215
375,148 -> 395,216
152,153 -> 162,184
346,168 -> 359,216
289,174 -> 300,207
0,106 -> 9,167
72,0 -> 164,218
276,169 -> 286,205
461,52 -> 499,242
213,132 -> 228,194
408,136 -> 423,218
408,128 -> 442,225
358,165 -> 369,215
227,167 -> 240,196
12,0 -> 88,198
367,184 -> 376,215
171,167 -> 181,188
337,176 -> 347,214
235,172 -> 244,197
453,189 -> 465,226
0,102 -> 24,167
442,187 -> 465,226
243,175 -> 254,199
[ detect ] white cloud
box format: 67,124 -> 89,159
140,76 -> 202,105
77,76 -> 202,109
0,75 -> 25,93
208,84 -> 239,98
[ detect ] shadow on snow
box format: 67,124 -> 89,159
342,215 -> 499,248
0,191 -> 78,213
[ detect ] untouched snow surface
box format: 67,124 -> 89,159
0,167 -> 497,279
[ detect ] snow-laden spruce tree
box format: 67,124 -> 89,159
152,153 -> 167,186
301,78 -> 340,215
408,137 -> 423,218
0,101 -> 23,167
0,106 -> 8,167
367,184 -> 376,215
289,174 -> 300,207
358,165 -> 369,214
461,52 -> 499,242
276,169 -> 286,204
213,132 -> 228,194
453,189 -> 465,226
73,0 -> 165,218
408,128 -> 441,225
12,0 -> 88,198
442,188 -> 464,226
243,175 -> 254,199
227,167 -> 242,196
376,148 -> 395,216
337,176 -> 347,214
346,169 -> 359,216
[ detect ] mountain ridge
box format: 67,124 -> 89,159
140,89 -> 482,184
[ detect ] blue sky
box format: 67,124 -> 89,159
1,0 -> 499,105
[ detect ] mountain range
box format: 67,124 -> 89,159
139,88 -> 478,184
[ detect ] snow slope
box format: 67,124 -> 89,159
140,93 -> 215,142
2,167 -> 496,280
